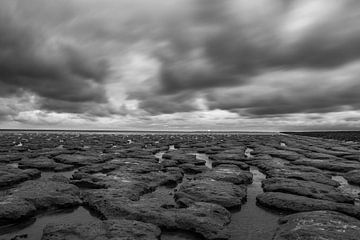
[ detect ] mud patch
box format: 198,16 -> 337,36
332,175 -> 360,205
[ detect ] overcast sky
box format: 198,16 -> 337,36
1,0 -> 360,131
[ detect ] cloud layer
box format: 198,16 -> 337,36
128,0 -> 360,119
0,1 -> 108,111
1,0 -> 360,130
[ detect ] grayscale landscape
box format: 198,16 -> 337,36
1,0 -> 360,239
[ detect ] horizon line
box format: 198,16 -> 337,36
0,128 -> 360,133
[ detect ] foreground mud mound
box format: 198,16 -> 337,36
0,131 -> 360,240
273,210 -> 360,240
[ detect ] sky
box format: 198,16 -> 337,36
1,0 -> 360,131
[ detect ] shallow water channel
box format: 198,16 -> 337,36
228,167 -> 283,240
0,207 -> 100,240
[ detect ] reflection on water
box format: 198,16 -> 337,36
6,163 -> 19,168
244,148 -> 254,158
40,170 -> 76,180
0,207 -> 100,240
332,176 -> 360,206
155,151 -> 165,163
161,230 -> 204,240
193,153 -> 212,169
155,145 -> 176,163
229,167 -> 282,240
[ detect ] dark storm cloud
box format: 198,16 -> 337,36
129,90 -> 199,115
38,98 -> 128,118
152,0 -> 360,91
39,99 -> 100,115
2,0 -> 360,126
130,0 -> 360,116
0,109 -> 12,121
0,1 -> 108,111
197,0 -> 360,70
206,64 -> 360,116
0,82 -> 20,97
157,57 -> 240,94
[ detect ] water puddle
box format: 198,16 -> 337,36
6,163 -> 19,168
40,170 -> 76,180
244,148 -> 254,158
155,152 -> 165,163
155,145 -> 176,163
228,167 -> 282,240
193,153 -> 212,169
0,207 -> 100,240
332,176 -> 360,206
161,230 -> 204,240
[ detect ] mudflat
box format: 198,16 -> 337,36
1,132 -> 360,240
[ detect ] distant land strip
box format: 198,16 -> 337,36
0,129 -> 279,134
283,131 -> 360,142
